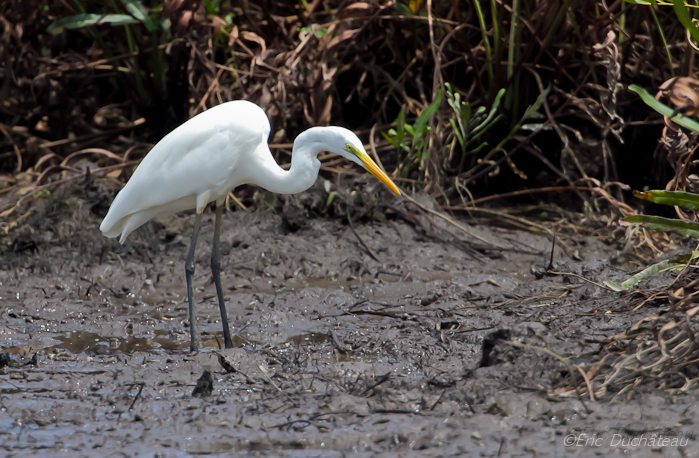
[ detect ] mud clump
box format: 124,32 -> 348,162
192,370 -> 214,398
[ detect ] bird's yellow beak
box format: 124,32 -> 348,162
352,148 -> 401,196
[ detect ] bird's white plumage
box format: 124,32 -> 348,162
100,99 -> 399,244
100,101 -> 270,242
99,99 -> 401,351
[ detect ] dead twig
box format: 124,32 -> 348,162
346,207 -> 381,262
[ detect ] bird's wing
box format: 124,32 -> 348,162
100,101 -> 270,233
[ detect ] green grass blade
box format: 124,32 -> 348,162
620,251 -> 699,289
532,0 -> 573,66
673,0 -> 699,43
629,84 -> 699,133
381,131 -> 400,149
395,109 -> 406,141
468,142 -> 490,155
522,86 -> 550,120
603,280 -> 623,292
142,16 -> 158,32
648,4 -> 675,76
449,119 -> 463,146
634,190 -> 699,210
472,88 -> 506,134
506,0 -> 520,113
120,0 -> 148,21
472,0 -> 494,82
394,2 -> 413,15
413,89 -> 442,142
623,215 -> 699,239
47,14 -> 139,34
326,191 -> 339,206
507,0 -> 519,80
470,106 -> 487,125
467,115 -> 503,145
490,0 -> 501,81
124,24 -> 149,105
461,102 -> 471,129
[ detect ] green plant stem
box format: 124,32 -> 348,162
506,0 -> 518,81
490,0 -> 501,86
534,0 -> 576,64
124,24 -> 149,105
648,4 -> 675,77
620,2 -> 625,43
568,9 -> 597,86
472,0 -> 494,84
152,29 -> 166,99
71,0 -> 87,13
506,0 -> 520,113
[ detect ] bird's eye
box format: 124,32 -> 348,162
345,144 -> 353,153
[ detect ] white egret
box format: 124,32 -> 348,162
100,100 -> 401,351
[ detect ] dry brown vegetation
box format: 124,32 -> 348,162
1,1 -> 687,212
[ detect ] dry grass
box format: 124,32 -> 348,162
0,2 -> 686,203
563,274 -> 699,402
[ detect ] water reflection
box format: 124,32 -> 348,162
50,329 -> 331,355
55,330 -> 186,353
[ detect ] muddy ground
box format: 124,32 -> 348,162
1,189 -> 698,457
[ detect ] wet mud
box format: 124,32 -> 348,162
1,203 -> 698,457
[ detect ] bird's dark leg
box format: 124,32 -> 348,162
211,204 -> 234,349
185,213 -> 202,352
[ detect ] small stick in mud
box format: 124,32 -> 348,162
216,353 -> 237,374
24,353 -> 38,367
258,365 -> 297,406
327,330 -> 350,354
547,234 -> 556,271
346,208 -> 381,262
429,389 -> 446,410
359,372 -> 390,396
127,382 -> 145,411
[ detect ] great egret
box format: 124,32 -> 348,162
100,100 -> 401,351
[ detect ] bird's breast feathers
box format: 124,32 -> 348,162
101,101 -> 272,231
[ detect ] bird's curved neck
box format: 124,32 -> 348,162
249,129 -> 325,194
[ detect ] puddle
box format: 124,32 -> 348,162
0,329 -> 337,356
54,330 -> 187,353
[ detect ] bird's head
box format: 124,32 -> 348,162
322,127 -> 401,196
